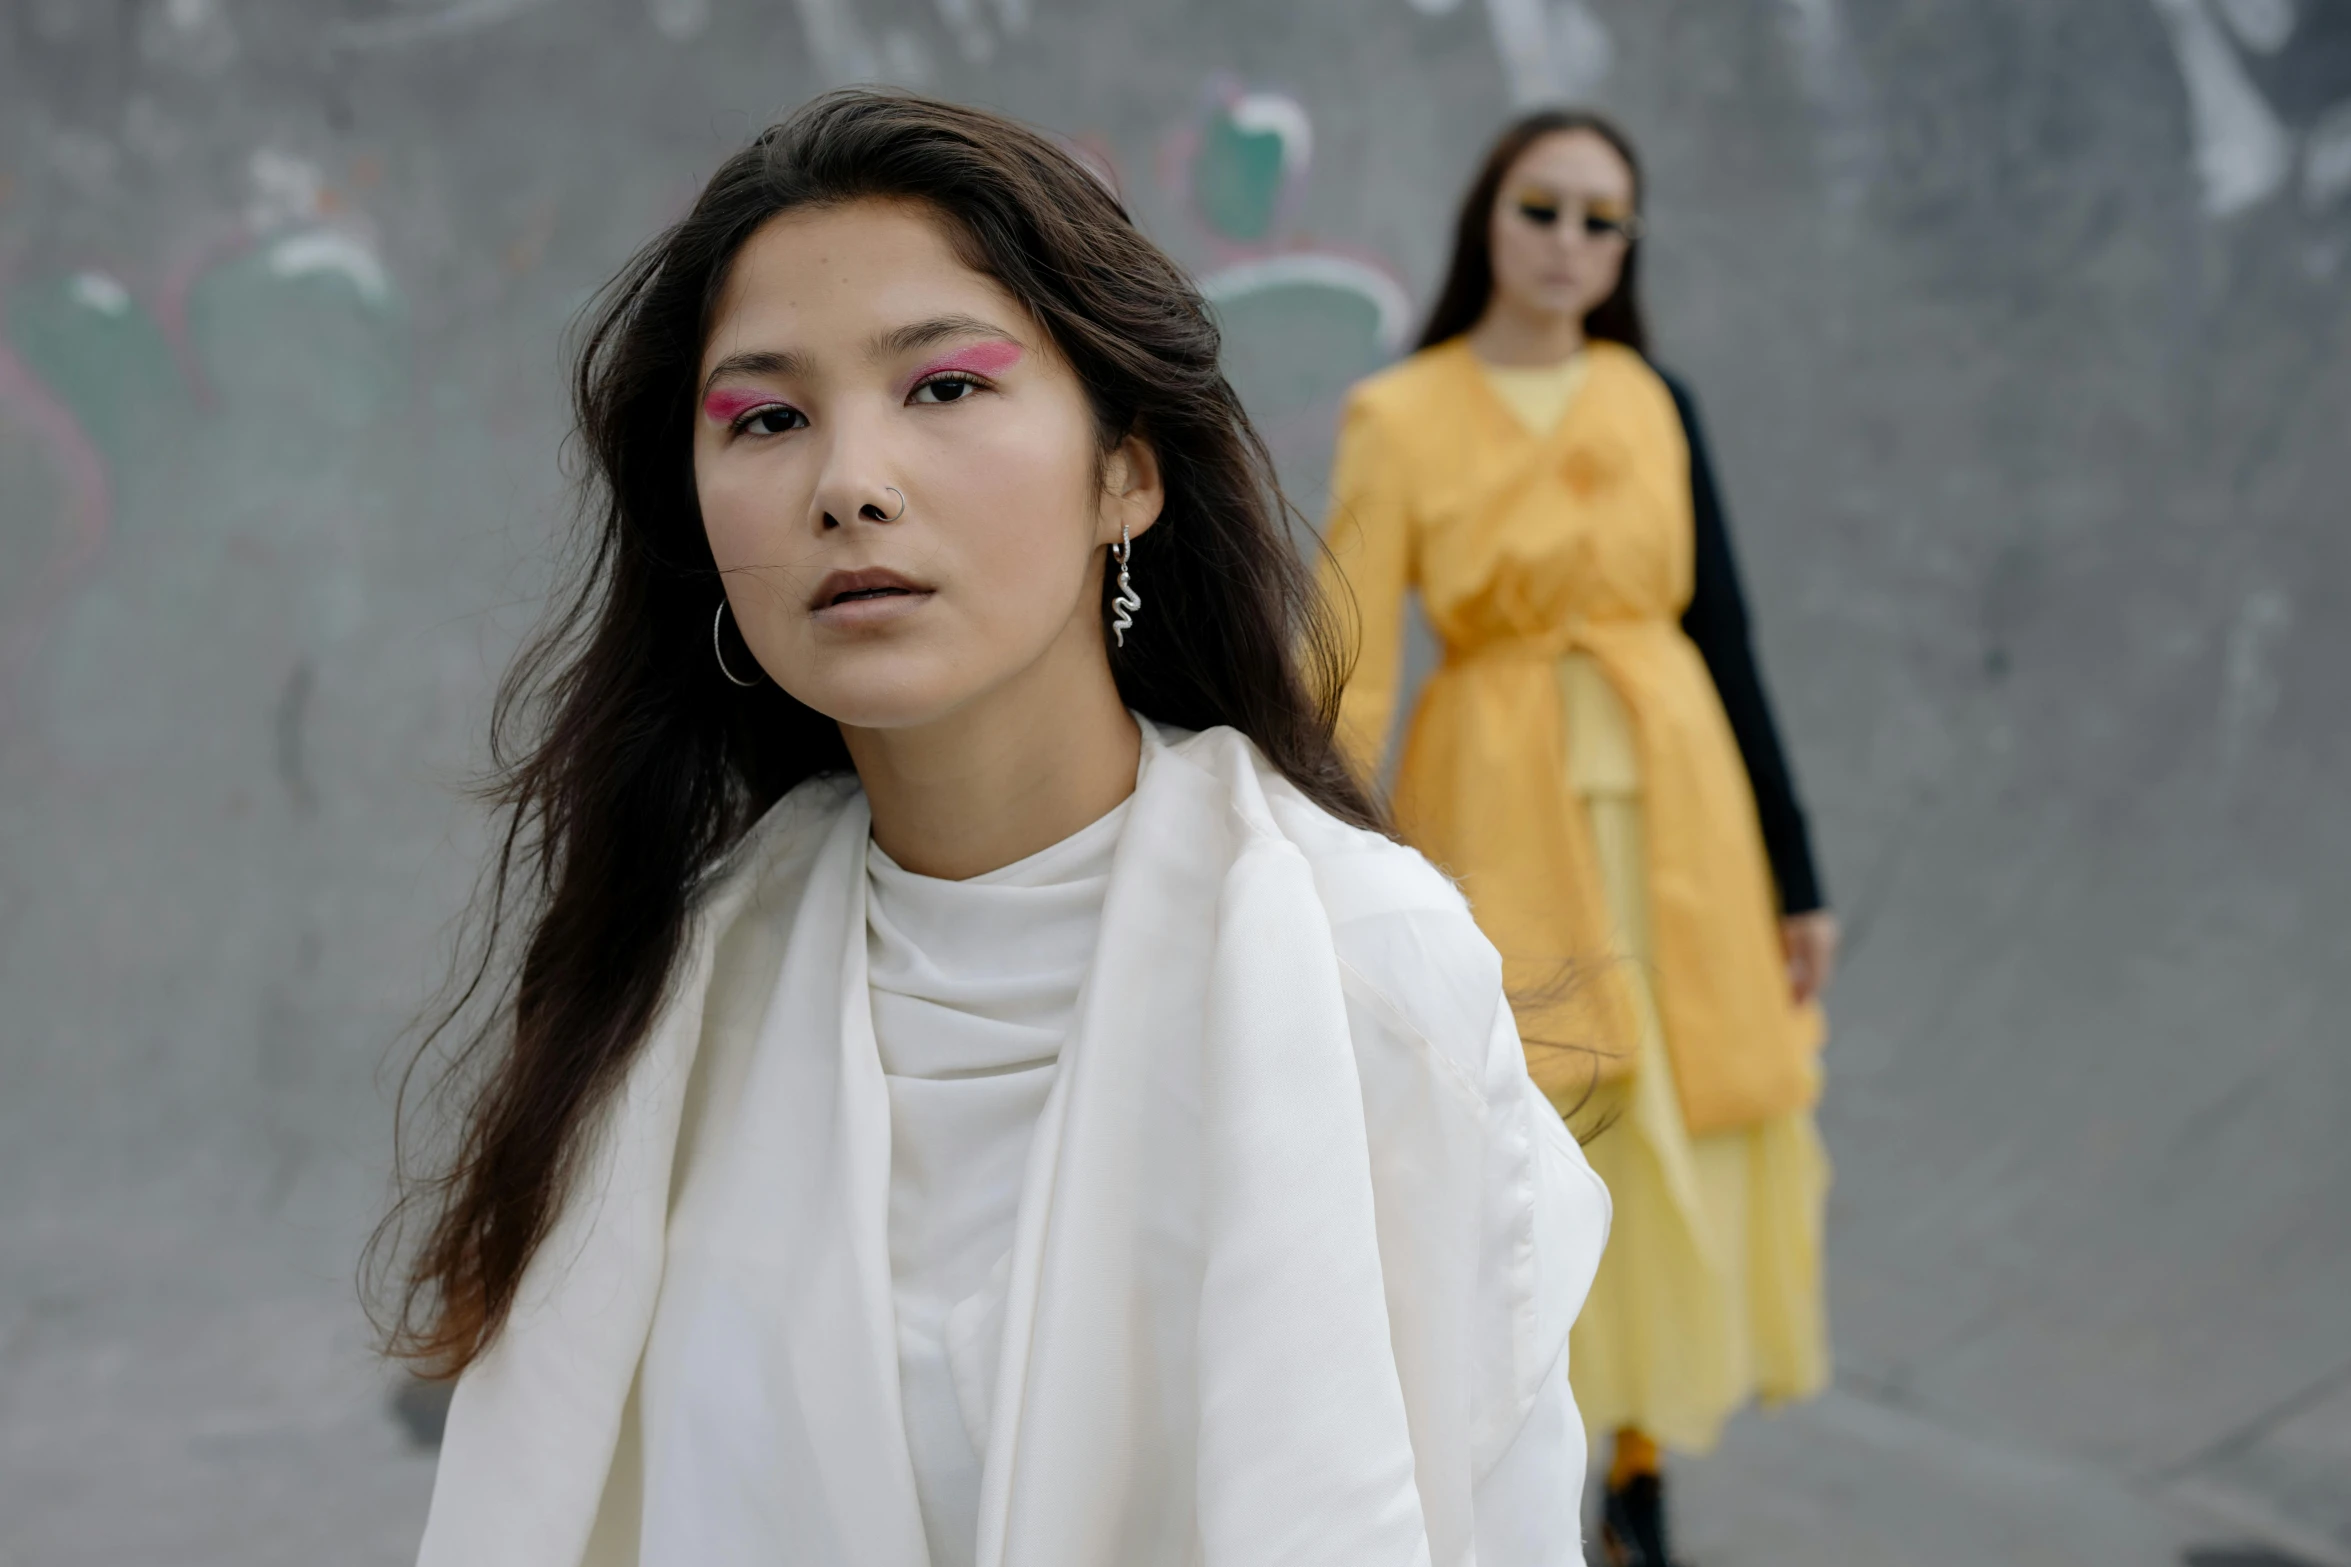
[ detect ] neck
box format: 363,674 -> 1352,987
1465,296 -> 1586,368
843,622 -> 1141,882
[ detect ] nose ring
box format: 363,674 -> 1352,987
877,486 -> 907,521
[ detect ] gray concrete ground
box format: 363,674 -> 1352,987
3,1 -> 2347,1562
1679,1391 -> 2351,1567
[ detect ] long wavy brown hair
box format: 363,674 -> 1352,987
1417,108 -> 1649,353
371,89 -> 1380,1376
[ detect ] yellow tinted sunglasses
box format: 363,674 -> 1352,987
1512,194 -> 1643,242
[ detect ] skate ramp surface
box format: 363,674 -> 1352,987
0,2 -> 2345,1561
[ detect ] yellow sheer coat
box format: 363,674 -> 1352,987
1321,340 -> 1821,1134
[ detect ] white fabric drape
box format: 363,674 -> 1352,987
415,724 -> 1611,1567
867,798 -> 1129,1566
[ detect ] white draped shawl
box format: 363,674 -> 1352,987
415,724 -> 1610,1567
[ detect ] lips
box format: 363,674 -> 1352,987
809,567 -> 932,612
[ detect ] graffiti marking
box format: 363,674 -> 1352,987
1193,88 -> 1313,244
2218,585 -> 2292,774
139,0 -> 239,72
1201,255 -> 1415,354
265,232 -> 393,307
331,0 -> 560,50
2213,0 -> 2296,53
2148,0 -> 2351,217
68,274 -> 132,317
647,0 -> 710,40
1482,0 -> 1613,106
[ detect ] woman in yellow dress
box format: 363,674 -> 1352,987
1320,110 -> 1839,1566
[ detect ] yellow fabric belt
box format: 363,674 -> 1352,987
1436,634 -> 1645,798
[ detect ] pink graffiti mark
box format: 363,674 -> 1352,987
0,336 -> 113,710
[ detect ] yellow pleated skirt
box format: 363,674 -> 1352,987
1553,654 -> 1832,1454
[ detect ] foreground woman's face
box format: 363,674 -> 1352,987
693,198 -> 1155,731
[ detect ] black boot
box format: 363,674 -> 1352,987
1599,1472 -> 1681,1567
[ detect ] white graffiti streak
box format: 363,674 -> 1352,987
2218,585 -> 2292,774
331,0 -> 559,50
248,149 -> 326,233
2212,0 -> 2296,53
793,0 -> 930,86
1480,0 -> 1612,106
69,273 -> 132,317
1228,93 -> 1315,177
2149,0 -> 2295,216
140,0 -> 239,72
1778,0 -> 1880,214
268,231 -> 395,308
648,0 -> 711,41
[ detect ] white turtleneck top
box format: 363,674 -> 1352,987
864,799 -> 1131,1567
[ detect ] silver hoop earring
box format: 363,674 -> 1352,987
878,486 -> 907,521
712,599 -> 761,688
1109,523 -> 1142,648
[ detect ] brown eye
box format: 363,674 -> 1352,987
1516,200 -> 1561,228
911,374 -> 979,404
740,405 -> 806,436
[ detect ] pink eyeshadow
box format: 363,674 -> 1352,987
703,387 -> 781,424
903,338 -> 1024,391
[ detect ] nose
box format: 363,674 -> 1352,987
810,401 -> 907,532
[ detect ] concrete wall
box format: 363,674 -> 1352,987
1,2 -> 2345,1561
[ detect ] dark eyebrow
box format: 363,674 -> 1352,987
701,348 -> 810,393
870,313 -> 1017,360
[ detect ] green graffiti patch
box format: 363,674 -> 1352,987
5,277 -> 178,465
1211,279 -> 1388,419
1195,110 -> 1290,243
187,244 -> 406,432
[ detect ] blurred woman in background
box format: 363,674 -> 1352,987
1320,109 -> 1837,1566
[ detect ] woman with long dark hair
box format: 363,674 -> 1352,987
1319,111 -> 1836,1564
381,91 -> 1608,1565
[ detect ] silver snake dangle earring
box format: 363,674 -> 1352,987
1109,522 -> 1142,648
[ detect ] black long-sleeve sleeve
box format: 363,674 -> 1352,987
1660,370 -> 1827,916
